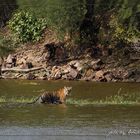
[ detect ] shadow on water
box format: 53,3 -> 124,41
0,0 -> 18,27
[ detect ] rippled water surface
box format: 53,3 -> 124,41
0,80 -> 140,140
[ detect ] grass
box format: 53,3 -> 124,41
0,93 -> 140,106
0,96 -> 35,104
66,92 -> 140,106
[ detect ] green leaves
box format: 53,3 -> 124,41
0,35 -> 15,57
8,11 -> 47,43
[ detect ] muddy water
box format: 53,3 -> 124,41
0,80 -> 140,140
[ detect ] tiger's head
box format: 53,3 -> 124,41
64,86 -> 72,96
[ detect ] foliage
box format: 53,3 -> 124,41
0,93 -> 140,105
95,0 -> 140,46
1,0 -> 139,47
0,0 -> 18,27
16,0 -> 86,41
109,15 -> 139,44
0,35 -> 16,57
8,11 -> 47,43
66,93 -> 140,106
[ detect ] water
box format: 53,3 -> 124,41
0,80 -> 140,140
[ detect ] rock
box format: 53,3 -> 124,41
0,57 -> 3,66
6,54 -> 17,68
91,59 -> 103,70
6,54 -> 13,64
92,64 -> 101,71
35,70 -> 47,80
61,65 -> 71,74
91,59 -> 103,65
62,74 -> 68,80
6,64 -> 13,68
84,69 -> 95,80
43,43 -> 65,62
27,73 -> 36,80
17,58 -> 26,65
95,70 -> 104,78
55,45 -> 65,61
136,78 -> 140,83
0,65 -> 1,76
53,71 -> 62,80
82,76 -> 94,81
95,70 -> 107,81
69,60 -> 83,71
50,66 -> 62,80
19,61 -> 33,69
105,74 -> 113,82
14,73 -> 23,79
67,68 -> 78,80
26,62 -> 33,69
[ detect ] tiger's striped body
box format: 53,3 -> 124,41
32,86 -> 72,104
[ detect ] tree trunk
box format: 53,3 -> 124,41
0,0 -> 18,27
80,0 -> 97,45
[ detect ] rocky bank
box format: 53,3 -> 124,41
0,43 -> 140,82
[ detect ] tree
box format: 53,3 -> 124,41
0,0 -> 18,27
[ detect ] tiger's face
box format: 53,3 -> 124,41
64,86 -> 72,96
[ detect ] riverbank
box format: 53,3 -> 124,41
0,40 -> 140,82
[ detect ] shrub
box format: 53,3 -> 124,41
16,0 -> 86,41
44,1 -> 86,40
0,35 -> 16,56
109,15 -> 139,44
8,11 -> 47,43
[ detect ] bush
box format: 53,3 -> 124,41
16,0 -> 86,41
109,15 -> 139,45
8,11 -> 47,43
44,1 -> 86,40
0,35 -> 16,56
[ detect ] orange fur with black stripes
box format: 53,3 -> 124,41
31,86 -> 72,104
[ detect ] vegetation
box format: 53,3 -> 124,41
16,0 -> 86,41
0,93 -> 140,106
0,35 -> 16,57
0,0 -> 139,45
0,0 -> 139,67
67,93 -> 140,106
8,11 -> 47,42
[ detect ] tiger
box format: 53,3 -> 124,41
30,86 -> 72,104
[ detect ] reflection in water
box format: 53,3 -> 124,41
0,80 -> 140,139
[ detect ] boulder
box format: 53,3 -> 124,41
17,58 -> 26,65
105,73 -> 113,82
91,59 -> 103,70
84,69 -> 95,80
53,71 -> 62,80
27,73 -> 36,80
95,70 -> 107,81
95,70 -> 104,78
51,66 -> 62,80
136,78 -> 140,83
62,74 -> 68,80
61,65 -> 71,74
67,68 -> 78,80
69,60 -> 83,71
6,54 -> 17,68
0,57 -> 3,66
6,54 -> 13,64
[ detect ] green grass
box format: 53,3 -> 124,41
0,93 -> 140,106
0,96 -> 35,103
66,93 -> 140,106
